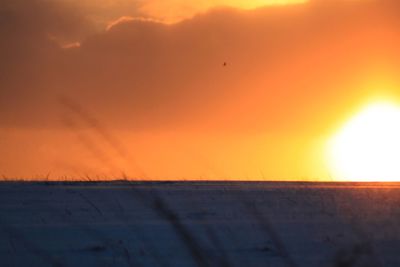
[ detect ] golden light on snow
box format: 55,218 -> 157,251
328,102 -> 400,182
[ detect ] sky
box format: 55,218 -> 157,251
0,0 -> 399,180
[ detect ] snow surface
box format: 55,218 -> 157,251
0,182 -> 399,267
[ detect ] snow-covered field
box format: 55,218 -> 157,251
0,182 -> 399,267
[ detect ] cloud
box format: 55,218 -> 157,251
105,16 -> 164,31
61,0 -> 307,26
0,0 -> 94,127
138,0 -> 308,22
0,0 -> 399,133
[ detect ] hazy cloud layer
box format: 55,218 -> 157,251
61,0 -> 307,25
138,0 -> 308,22
1,0 -> 399,132
0,0 -> 93,127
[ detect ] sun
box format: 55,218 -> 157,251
327,102 -> 400,182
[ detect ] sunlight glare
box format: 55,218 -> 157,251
328,102 -> 400,182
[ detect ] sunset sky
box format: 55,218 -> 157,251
1,0 -> 399,180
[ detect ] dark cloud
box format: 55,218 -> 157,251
0,0 -> 399,133
0,0 -> 92,127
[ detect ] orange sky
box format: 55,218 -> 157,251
0,0 -> 399,180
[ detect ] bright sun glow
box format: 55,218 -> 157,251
328,102 -> 400,182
